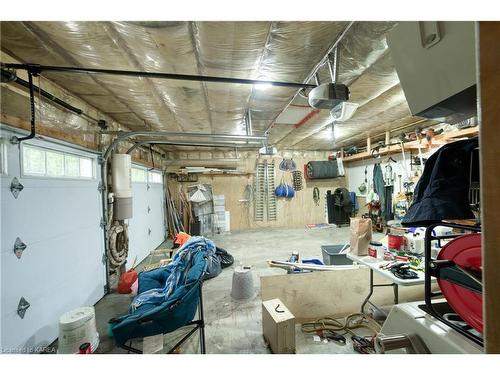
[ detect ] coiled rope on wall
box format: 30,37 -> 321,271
107,221 -> 129,269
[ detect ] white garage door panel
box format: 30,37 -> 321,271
127,171 -> 166,266
2,276 -> 103,350
0,129 -> 106,351
1,225 -> 104,311
147,184 -> 165,249
0,183 -> 101,253
128,183 -> 150,264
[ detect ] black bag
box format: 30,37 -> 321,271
204,253 -> 222,280
216,247 -> 234,268
402,138 -> 478,227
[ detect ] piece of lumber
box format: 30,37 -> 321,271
479,21 -> 500,354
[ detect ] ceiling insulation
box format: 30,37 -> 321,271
1,21 -> 436,151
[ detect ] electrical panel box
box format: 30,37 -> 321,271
262,298 -> 295,354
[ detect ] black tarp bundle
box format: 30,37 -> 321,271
402,138 -> 478,227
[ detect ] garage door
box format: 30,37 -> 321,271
127,166 -> 166,265
0,128 -> 106,352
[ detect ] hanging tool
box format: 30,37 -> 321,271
292,170 -> 303,191
313,187 -> 320,206
415,128 -> 424,175
279,158 -> 297,172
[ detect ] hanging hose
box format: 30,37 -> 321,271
106,193 -> 128,270
107,221 -> 129,270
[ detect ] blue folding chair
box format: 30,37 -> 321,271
109,249 -> 208,354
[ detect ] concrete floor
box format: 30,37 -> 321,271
92,226 -> 383,354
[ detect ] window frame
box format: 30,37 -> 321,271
148,170 -> 163,184
131,166 -> 163,184
21,143 -> 96,180
131,166 -> 148,183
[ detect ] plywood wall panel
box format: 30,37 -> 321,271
168,151 -> 347,231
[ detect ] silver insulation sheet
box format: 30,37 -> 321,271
1,21 -> 347,137
1,21 -> 429,150
270,22 -> 410,149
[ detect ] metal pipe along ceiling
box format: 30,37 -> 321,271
2,63 -> 317,90
99,130 -> 267,140
103,131 -> 267,160
126,140 -> 260,154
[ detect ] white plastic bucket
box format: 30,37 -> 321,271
58,306 -> 99,354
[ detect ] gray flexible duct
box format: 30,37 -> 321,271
107,221 -> 129,269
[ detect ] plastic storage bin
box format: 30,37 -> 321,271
321,245 -> 353,266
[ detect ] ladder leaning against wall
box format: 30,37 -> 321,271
254,160 -> 277,221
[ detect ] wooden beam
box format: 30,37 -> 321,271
479,21 -> 500,354
342,127 -> 479,164
438,126 -> 480,140
1,113 -> 98,150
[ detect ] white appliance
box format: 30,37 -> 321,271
111,153 -> 133,219
376,300 -> 483,354
308,83 -> 349,110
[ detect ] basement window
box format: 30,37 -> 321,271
148,171 -> 162,184
131,167 -> 147,183
22,144 -> 95,179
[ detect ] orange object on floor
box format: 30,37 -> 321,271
174,232 -> 191,246
117,269 -> 138,294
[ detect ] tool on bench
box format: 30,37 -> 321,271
379,261 -> 398,270
389,263 -> 418,279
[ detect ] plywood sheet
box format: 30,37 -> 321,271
261,268 -> 425,322
168,151 -> 347,231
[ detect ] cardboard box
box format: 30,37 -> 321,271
262,298 -> 295,354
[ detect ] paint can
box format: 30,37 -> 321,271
388,234 -> 404,251
58,306 -> 99,354
368,241 -> 384,259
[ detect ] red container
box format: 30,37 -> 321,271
78,343 -> 91,354
388,234 -> 404,251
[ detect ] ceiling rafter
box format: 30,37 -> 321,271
242,21 -> 276,125
101,22 -> 185,132
188,21 -> 215,134
275,50 -> 398,149
20,21 -> 146,131
284,82 -> 402,148
264,21 -> 355,139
